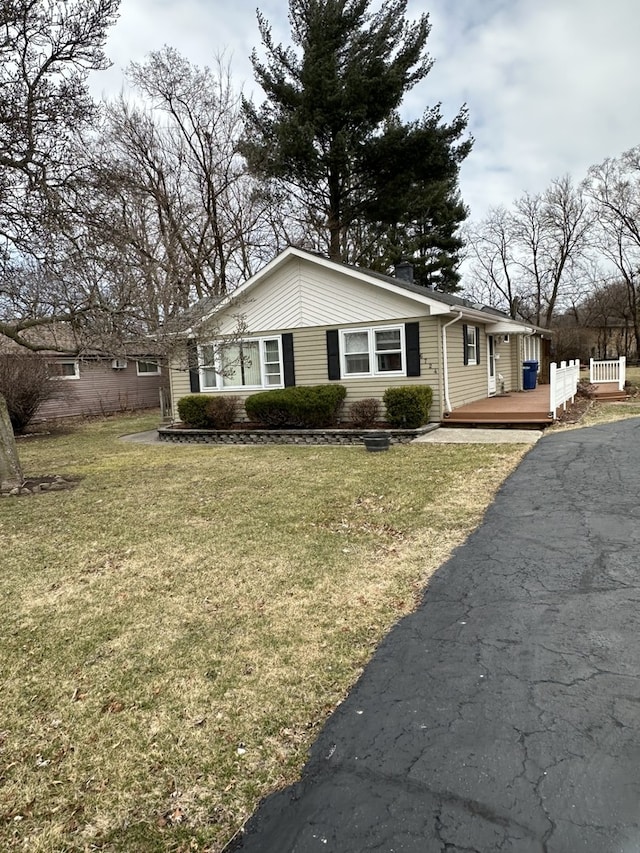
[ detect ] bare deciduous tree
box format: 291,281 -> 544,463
586,147 -> 640,356
464,176 -> 593,326
83,47 -> 290,339
0,0 -> 120,348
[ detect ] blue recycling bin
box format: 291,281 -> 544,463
523,360 -> 539,390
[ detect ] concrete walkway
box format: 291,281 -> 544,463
413,426 -> 544,444
119,429 -> 162,444
227,417 -> 640,852
120,427 -> 544,446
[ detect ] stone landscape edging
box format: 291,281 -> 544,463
157,424 -> 438,446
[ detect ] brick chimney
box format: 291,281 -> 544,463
394,260 -> 414,284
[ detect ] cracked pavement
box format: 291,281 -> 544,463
226,418 -> 640,853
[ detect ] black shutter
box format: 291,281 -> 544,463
405,322 -> 420,377
187,338 -> 200,392
462,324 -> 469,365
476,327 -> 481,365
326,329 -> 340,380
282,333 -> 296,387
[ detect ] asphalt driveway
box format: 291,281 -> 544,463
227,417 -> 640,853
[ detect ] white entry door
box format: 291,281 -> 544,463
487,335 -> 497,395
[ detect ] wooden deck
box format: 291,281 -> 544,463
442,382 -> 629,427
443,386 -> 554,426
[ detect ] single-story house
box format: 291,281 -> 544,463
37,353 -> 165,421
168,247 -> 550,424
0,329 -> 166,422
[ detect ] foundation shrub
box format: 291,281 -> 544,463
177,395 -> 213,428
245,384 -> 347,427
177,395 -> 242,428
383,385 -> 433,428
348,398 -> 380,428
206,395 -> 241,428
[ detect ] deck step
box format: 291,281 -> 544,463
443,412 -> 553,425
594,392 -> 629,402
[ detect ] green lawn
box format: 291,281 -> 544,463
0,414 -> 563,851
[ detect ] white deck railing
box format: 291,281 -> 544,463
549,359 -> 580,418
589,356 -> 626,390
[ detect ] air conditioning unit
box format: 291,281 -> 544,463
111,358 -> 128,369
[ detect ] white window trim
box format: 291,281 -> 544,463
339,325 -> 406,378
136,360 -> 161,376
466,327 -> 478,367
198,336 -> 285,391
50,359 -> 80,380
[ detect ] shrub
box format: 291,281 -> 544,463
177,394 -> 242,429
177,395 -> 214,428
245,384 -> 347,428
383,385 -> 433,428
576,379 -> 597,399
0,353 -> 61,433
206,395 -> 241,428
348,397 -> 380,428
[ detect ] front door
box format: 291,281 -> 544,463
487,335 -> 497,396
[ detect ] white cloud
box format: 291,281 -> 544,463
91,0 -> 640,221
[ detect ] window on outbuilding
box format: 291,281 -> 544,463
49,360 -> 80,379
136,360 -> 160,375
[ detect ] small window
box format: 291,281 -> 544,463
136,360 -> 161,376
199,344 -> 218,390
375,328 -> 403,372
343,331 -> 370,375
465,326 -> 477,366
49,360 -> 80,380
262,338 -> 282,386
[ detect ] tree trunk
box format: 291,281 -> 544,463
0,394 -> 23,490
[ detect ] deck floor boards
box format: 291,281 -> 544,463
443,382 -> 629,426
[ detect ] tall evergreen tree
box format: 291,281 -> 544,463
242,0 -> 472,288
354,108 -> 471,290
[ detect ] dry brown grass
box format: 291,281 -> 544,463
0,413 -> 529,852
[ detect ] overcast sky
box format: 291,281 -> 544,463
90,0 -> 640,222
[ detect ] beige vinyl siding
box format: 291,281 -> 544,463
292,319 -> 442,422
169,356 -> 192,419
444,322 -> 492,410
495,336 -> 514,391
216,257 -> 440,335
34,360 -> 163,421
170,317 -> 443,423
512,336 -> 524,391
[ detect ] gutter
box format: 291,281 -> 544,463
442,311 -> 464,414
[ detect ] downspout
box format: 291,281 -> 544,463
442,312 -> 464,414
